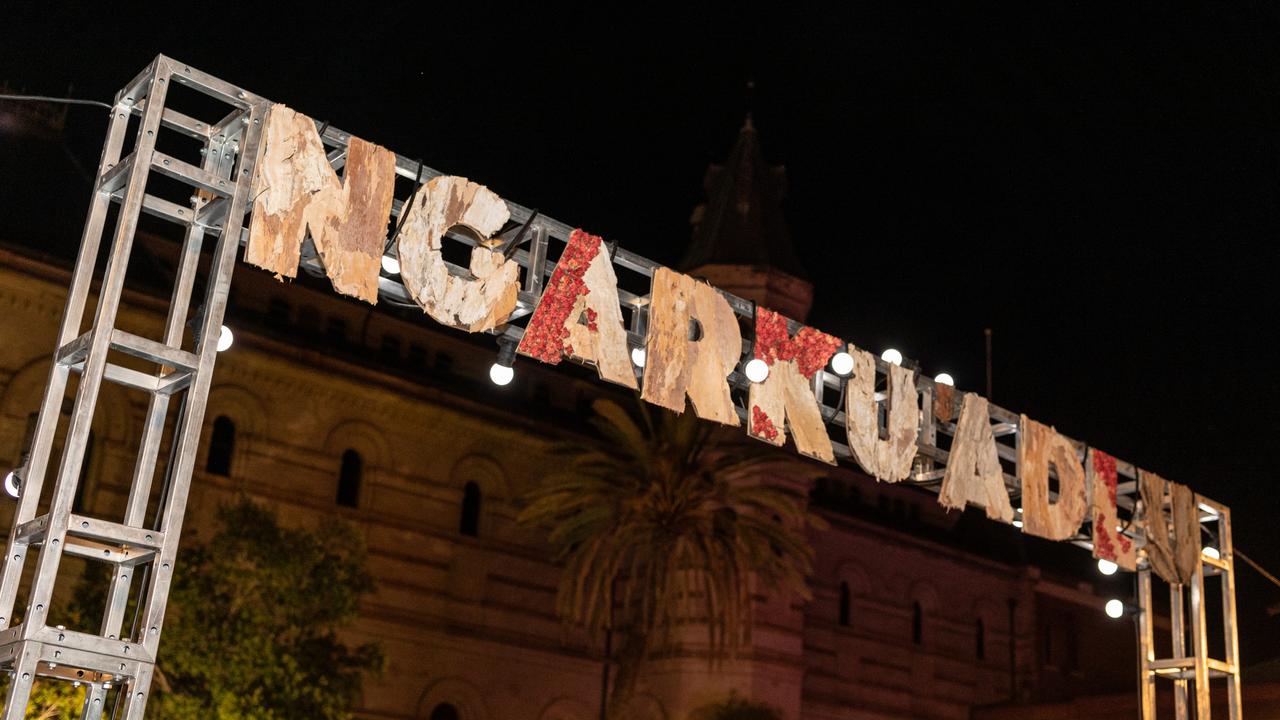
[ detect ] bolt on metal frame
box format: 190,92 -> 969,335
0,55 -> 1242,718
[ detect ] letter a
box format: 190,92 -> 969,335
938,393 -> 1014,522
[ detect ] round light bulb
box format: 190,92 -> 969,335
216,325 -> 234,352
1105,598 -> 1125,619
489,363 -> 514,386
1203,546 -> 1221,560
1097,559 -> 1119,576
1012,519 -> 1024,529
881,348 -> 903,366
830,351 -> 854,376
631,347 -> 646,368
744,358 -> 770,383
934,372 -> 955,387
381,254 -> 401,275
3,470 -> 19,499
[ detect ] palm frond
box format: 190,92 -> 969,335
519,393 -> 825,703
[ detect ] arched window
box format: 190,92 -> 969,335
459,481 -> 481,537
912,601 -> 923,645
337,449 -> 362,508
838,581 -> 851,627
206,416 -> 235,476
429,703 -> 460,720
976,618 -> 986,660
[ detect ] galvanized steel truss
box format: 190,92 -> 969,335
0,56 -> 1241,718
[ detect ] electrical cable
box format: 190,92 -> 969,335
1238,550 -> 1280,591
0,94 -> 111,110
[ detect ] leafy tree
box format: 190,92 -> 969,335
519,398 -> 824,716
6,498 -> 382,719
689,692 -> 783,720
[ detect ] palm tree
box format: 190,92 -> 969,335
519,397 -> 825,715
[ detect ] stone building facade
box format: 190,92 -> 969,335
0,119 -> 1138,720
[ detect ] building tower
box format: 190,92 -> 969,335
679,116 -> 813,322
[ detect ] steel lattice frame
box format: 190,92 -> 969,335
0,55 -> 1243,718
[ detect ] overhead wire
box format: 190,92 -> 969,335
0,93 -> 112,110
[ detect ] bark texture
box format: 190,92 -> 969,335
938,393 -> 1014,522
398,176 -> 519,332
641,268 -> 741,426
247,104 -> 395,303
1019,416 -> 1088,541
844,347 -> 919,482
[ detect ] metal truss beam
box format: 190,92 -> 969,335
0,54 -> 1242,719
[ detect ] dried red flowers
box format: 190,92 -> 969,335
518,228 -> 602,364
751,405 -> 779,441
753,308 -> 843,378
1091,449 -> 1131,560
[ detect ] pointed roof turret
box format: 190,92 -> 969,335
679,115 -> 806,280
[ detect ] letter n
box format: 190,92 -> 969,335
247,104 -> 396,303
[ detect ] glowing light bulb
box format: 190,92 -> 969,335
1203,547 -> 1221,560
830,351 -> 854,376
381,254 -> 401,275
1105,599 -> 1125,619
881,348 -> 903,366
744,358 -> 770,383
216,325 -> 234,352
488,363 -> 514,386
1012,519 -> 1024,529
1097,559 -> 1119,576
631,347 -> 646,368
3,470 -> 19,499
934,373 -> 955,387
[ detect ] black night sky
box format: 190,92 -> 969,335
3,3 -> 1279,665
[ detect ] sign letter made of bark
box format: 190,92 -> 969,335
1087,448 -> 1136,571
641,268 -> 741,426
517,229 -> 636,389
397,176 -> 520,332
1138,470 -> 1198,585
844,346 -> 919,481
938,393 -> 1014,522
1019,416 -> 1088,541
247,104 -> 397,303
747,308 -> 842,464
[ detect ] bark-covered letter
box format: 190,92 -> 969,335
641,268 -> 741,425
247,104 -> 396,303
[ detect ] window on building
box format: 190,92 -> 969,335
460,481 -> 481,537
380,334 -> 401,363
407,343 -> 427,369
206,416 -> 235,476
326,316 -> 348,343
337,449 -> 362,508
838,581 -> 851,627
976,618 -> 986,660
429,704 -> 460,720
268,297 -> 292,327
1064,613 -> 1078,672
912,601 -> 923,645
1042,622 -> 1053,667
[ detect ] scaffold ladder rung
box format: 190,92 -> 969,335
1138,497 -> 1244,720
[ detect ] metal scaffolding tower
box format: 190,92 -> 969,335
0,57 -> 265,718
0,55 -> 1245,718
1138,496 -> 1243,719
